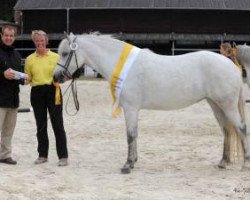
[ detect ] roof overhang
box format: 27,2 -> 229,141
16,33 -> 250,43
14,0 -> 250,11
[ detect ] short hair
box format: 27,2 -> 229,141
220,42 -> 232,55
1,25 -> 17,36
31,30 -> 48,44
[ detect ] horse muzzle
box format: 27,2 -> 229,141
72,67 -> 84,79
53,70 -> 70,83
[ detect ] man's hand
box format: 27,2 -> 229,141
24,74 -> 31,85
3,68 -> 15,80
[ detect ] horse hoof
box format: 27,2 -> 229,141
218,164 -> 226,169
218,160 -> 227,169
121,167 -> 131,174
242,160 -> 250,170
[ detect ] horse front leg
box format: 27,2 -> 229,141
121,109 -> 139,174
206,99 -> 231,168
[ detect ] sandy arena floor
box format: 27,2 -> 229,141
0,79 -> 250,200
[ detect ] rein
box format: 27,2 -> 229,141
57,36 -> 83,114
63,80 -> 79,115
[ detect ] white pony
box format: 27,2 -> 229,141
236,44 -> 250,86
54,33 -> 250,173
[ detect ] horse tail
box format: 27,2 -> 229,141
226,85 -> 245,163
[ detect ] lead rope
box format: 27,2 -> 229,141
35,80 -> 79,134
61,39 -> 81,115
64,79 -> 80,116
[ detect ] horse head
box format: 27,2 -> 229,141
53,33 -> 85,83
235,43 -> 250,86
235,44 -> 249,65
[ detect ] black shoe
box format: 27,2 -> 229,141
0,157 -> 17,165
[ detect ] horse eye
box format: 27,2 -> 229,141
62,52 -> 69,57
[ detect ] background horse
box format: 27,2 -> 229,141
236,44 -> 250,86
54,33 -> 250,173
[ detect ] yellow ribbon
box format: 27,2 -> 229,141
234,59 -> 243,73
53,81 -> 61,105
110,43 -> 133,117
232,47 -> 243,73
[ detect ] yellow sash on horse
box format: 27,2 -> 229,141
53,81 -> 61,105
110,43 -> 141,117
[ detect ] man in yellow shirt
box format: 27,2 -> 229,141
25,30 -> 68,166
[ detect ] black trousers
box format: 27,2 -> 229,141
31,84 -> 68,159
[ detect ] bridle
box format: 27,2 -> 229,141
57,36 -> 84,79
57,36 -> 84,114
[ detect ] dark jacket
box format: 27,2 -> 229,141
0,42 -> 22,108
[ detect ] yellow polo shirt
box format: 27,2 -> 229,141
25,50 -> 60,86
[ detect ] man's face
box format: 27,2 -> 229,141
1,27 -> 15,46
220,47 -> 228,56
33,34 -> 47,52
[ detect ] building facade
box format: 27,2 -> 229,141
14,0 -> 250,56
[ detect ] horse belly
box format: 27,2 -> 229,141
141,88 -> 204,111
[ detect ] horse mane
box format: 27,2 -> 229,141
66,32 -> 154,53
237,43 -> 250,55
238,43 -> 249,50
77,31 -> 115,40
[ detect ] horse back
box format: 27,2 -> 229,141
121,50 -> 242,111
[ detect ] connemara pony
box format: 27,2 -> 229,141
53,33 -> 250,173
236,44 -> 250,86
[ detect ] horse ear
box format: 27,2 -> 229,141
69,32 -> 75,37
63,31 -> 67,37
67,32 -> 75,42
232,42 -> 237,48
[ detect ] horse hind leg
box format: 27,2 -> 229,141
219,124 -> 237,168
226,111 -> 250,168
207,99 -> 233,168
121,108 -> 139,174
222,93 -> 250,168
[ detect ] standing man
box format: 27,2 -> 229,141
25,30 -> 68,166
0,24 -> 28,164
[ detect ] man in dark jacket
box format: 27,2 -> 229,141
0,24 -> 28,164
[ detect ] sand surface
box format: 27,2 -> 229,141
1,79 -> 250,200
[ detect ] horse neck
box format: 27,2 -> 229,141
79,36 -> 125,81
238,46 -> 250,67
237,46 -> 250,87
